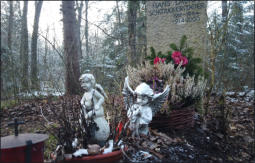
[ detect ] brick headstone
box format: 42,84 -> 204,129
146,1 -> 208,60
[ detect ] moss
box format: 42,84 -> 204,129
0,99 -> 19,110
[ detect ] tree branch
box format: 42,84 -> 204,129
80,17 -> 121,40
38,32 -> 64,62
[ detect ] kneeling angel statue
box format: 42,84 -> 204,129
122,77 -> 170,138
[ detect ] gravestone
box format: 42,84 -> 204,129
146,1 -> 208,60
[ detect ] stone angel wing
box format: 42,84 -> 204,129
150,85 -> 170,115
122,77 -> 135,110
95,83 -> 108,98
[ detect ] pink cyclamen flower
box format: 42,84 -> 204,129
181,56 -> 188,66
173,56 -> 181,65
161,58 -> 166,63
171,51 -> 182,58
154,57 -> 166,65
154,56 -> 160,65
171,51 -> 188,66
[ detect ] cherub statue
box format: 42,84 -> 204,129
79,73 -> 110,146
122,77 -> 170,138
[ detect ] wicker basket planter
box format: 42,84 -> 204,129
150,106 -> 195,130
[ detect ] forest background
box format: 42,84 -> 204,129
1,1 -> 254,101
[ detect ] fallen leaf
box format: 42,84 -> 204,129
241,152 -> 250,158
214,142 -> 220,146
150,136 -> 157,141
157,139 -> 163,144
229,124 -> 237,130
155,148 -> 160,152
236,124 -> 246,130
227,156 -> 233,161
215,133 -> 224,139
243,136 -> 254,143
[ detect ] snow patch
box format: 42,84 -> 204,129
226,96 -> 238,103
73,149 -> 88,157
106,74 -> 114,78
226,91 -> 235,96
103,140 -> 113,154
238,92 -> 246,96
238,49 -> 248,53
18,90 -> 64,98
247,90 -> 254,97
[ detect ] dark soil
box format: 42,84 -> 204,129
1,93 -> 254,162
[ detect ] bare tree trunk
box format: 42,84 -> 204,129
43,26 -> 49,79
128,1 -> 138,66
8,1 -> 18,99
62,1 -> 81,95
205,30 -> 217,116
85,1 -> 89,57
221,0 -> 228,58
31,1 -> 43,90
76,1 -> 83,59
16,1 -> 22,18
222,1 -> 228,22
220,0 -> 229,91
20,1 -> 29,91
8,1 -> 13,51
116,1 -> 124,47
137,2 -> 146,64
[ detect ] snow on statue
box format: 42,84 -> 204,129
122,77 -> 170,138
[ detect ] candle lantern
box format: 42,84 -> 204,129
1,118 -> 48,163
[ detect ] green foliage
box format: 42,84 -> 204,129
145,35 -> 206,78
169,43 -> 178,51
145,47 -> 164,64
1,100 -> 18,110
44,134 -> 58,160
179,35 -> 187,51
208,1 -> 254,90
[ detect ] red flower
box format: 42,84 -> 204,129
171,51 -> 182,58
172,56 -> 181,65
161,58 -> 166,63
154,56 -> 160,64
171,51 -> 188,66
181,56 -> 188,66
154,56 -> 166,65
115,121 -> 123,141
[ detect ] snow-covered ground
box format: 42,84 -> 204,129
18,90 -> 64,98
226,88 -> 254,104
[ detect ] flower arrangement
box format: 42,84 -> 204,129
127,35 -> 207,113
146,35 -> 205,78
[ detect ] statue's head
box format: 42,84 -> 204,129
79,73 -> 96,91
135,83 -> 153,105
